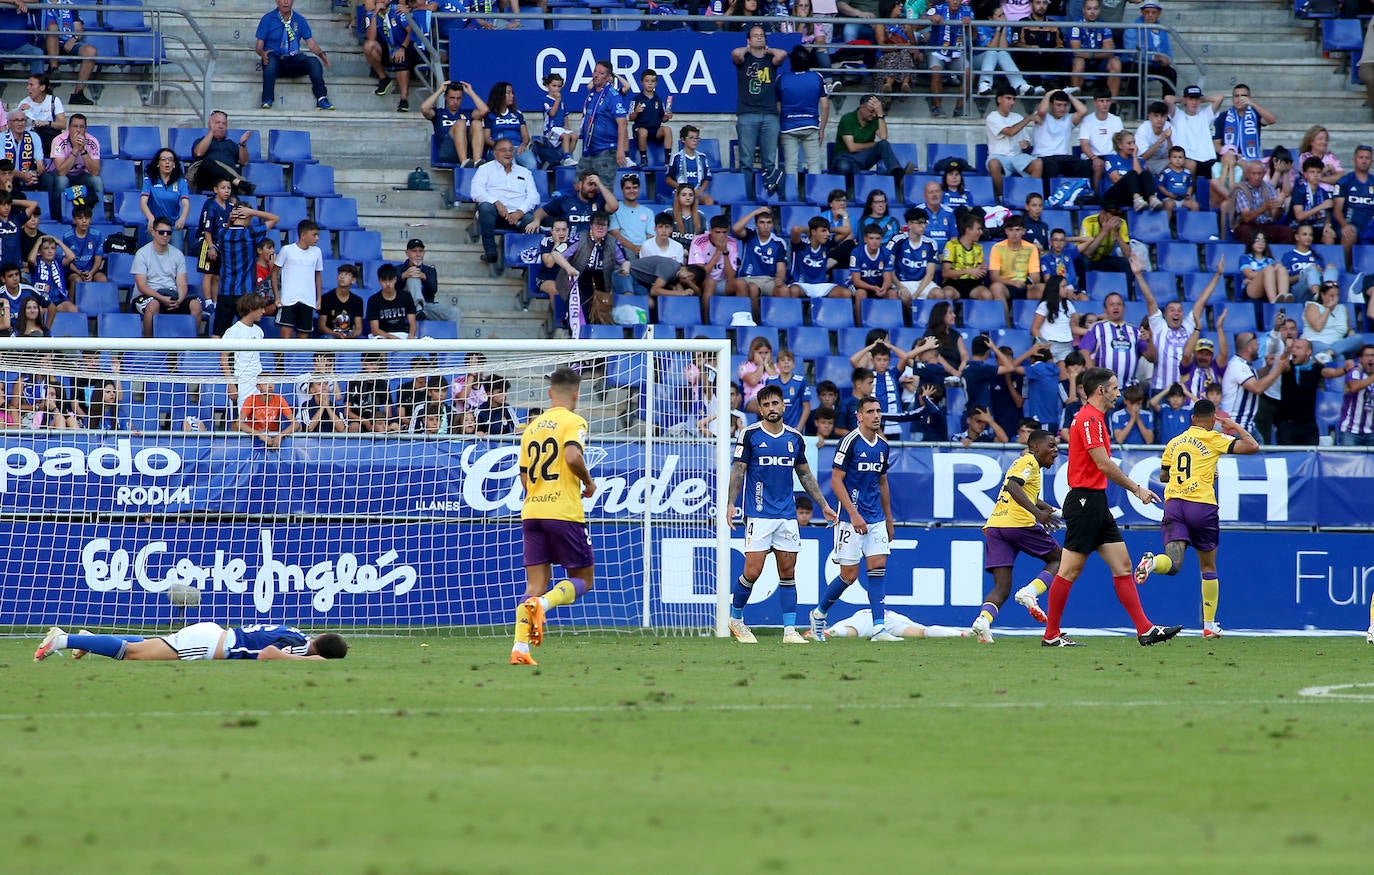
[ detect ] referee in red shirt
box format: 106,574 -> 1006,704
1043,367 -> 1183,647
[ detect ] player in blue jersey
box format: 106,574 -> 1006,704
889,208 -> 944,304
809,397 -> 899,642
848,224 -> 895,321
788,216 -> 846,302
726,385 -> 838,643
1335,145 -> 1374,259
728,206 -> 791,318
34,622 -> 348,661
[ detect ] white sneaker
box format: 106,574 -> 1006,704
870,630 -> 903,642
1367,626 -> 1374,644
1062,86 -> 1079,95
1015,587 -> 1047,623
971,616 -> 994,643
1134,552 -> 1155,585
976,82 -> 992,96
1148,196 -> 1164,210
33,626 -> 65,661
809,608 -> 827,642
1203,622 -> 1224,639
781,628 -> 809,644
1015,82 -> 1032,96
728,618 -> 757,644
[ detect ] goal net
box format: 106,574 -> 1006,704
0,336 -> 732,638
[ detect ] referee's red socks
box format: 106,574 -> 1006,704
1112,574 -> 1152,634
1044,575 -> 1073,638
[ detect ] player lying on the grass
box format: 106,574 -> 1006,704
512,366 -> 597,666
972,429 -> 1064,643
811,396 -> 900,642
33,622 -> 348,661
805,609 -> 967,640
726,384 -> 838,644
1134,399 -> 1258,638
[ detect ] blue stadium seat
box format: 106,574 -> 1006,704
861,297 -> 904,330
292,163 -> 336,198
98,312 -> 142,337
242,162 -> 288,196
992,328 -> 1032,354
1157,241 -> 1201,274
815,355 -> 853,391
1353,246 -> 1374,274
785,325 -> 831,360
963,176 -> 995,206
683,324 -> 727,340
153,314 -> 197,338
268,130 -> 315,165
117,125 -> 161,161
76,282 -> 121,315
804,173 -> 847,205
1010,299 -> 1038,329
106,252 -> 135,288
227,130 -> 263,163
926,143 -> 970,171
707,297 -> 751,326
1323,18 -> 1364,52
102,0 -> 150,30
853,175 -> 896,204
550,11 -> 595,29
265,196 -> 308,231
708,172 -> 750,205
1040,208 -> 1074,233
1120,300 -> 1148,326
1176,210 -> 1220,243
760,297 -> 804,328
1141,271 -> 1177,300
452,167 -> 479,203
587,324 -> 627,340
1215,301 -> 1259,332
167,128 -> 201,162
1204,242 -> 1244,273
84,33 -> 121,67
1127,209 -> 1171,244
1182,272 -> 1225,301
902,174 -> 939,204
338,230 -> 383,262
50,311 -> 90,337
809,297 -> 855,329
1313,243 -> 1345,268
733,325 -> 780,354
961,299 -> 1008,332
316,197 -> 362,232
419,320 -> 461,341
696,138 -> 722,169
837,326 -> 871,354
1317,391 -> 1343,434
1001,176 -> 1044,208
122,33 -> 167,67
112,191 -> 146,226
99,157 -> 140,193
1087,272 -> 1128,299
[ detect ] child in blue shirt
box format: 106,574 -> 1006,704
1109,384 -> 1156,445
541,72 -> 578,166
1150,382 -> 1193,445
666,124 -> 713,204
1156,146 -> 1198,214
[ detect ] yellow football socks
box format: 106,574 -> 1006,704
1029,577 -> 1049,596
545,579 -> 578,609
1202,575 -> 1219,624
977,609 -> 995,625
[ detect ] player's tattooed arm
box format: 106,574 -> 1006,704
726,460 -> 747,508
795,461 -> 837,522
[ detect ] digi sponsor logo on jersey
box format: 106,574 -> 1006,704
0,439 -> 181,493
854,461 -> 885,472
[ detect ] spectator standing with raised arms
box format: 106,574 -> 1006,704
421,80 -> 480,167
255,0 -> 333,111
733,25 -> 787,194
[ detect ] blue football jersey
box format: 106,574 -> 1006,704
739,231 -> 788,278
734,421 -> 805,520
832,429 -> 891,524
1158,167 -> 1193,198
766,373 -> 813,429
792,243 -> 833,284
889,235 -> 937,282
228,624 -> 312,659
1337,171 -> 1374,228
848,244 -> 894,287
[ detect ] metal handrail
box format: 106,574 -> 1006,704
421,12 -> 1206,120
0,4 -> 217,122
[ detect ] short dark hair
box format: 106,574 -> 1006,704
1166,382 -> 1185,398
1092,86 -> 1112,100
1064,350 -> 1086,368
827,188 -> 847,203
789,45 -> 815,73
1018,417 -> 1041,433
549,366 -> 582,392
153,216 -> 173,230
756,383 -> 784,404
858,394 -> 881,413
869,343 -> 890,360
1302,156 -> 1324,173
862,223 -> 883,238
813,406 -> 836,422
795,493 -> 814,512
709,214 -> 730,230
905,207 -> 929,223
589,210 -> 611,227
71,204 -> 93,220
972,335 -> 993,357
1027,428 -> 1054,449
377,263 -> 398,282
297,219 -> 319,236
1147,101 -> 1168,116
336,262 -> 359,278
1361,344 -> 1374,357
1004,214 -> 1025,229
816,380 -> 839,396
1192,399 -> 1217,419
1081,366 -> 1116,397
1025,192 -> 1043,205
995,85 -> 1016,99
1123,384 -> 1145,404
851,366 -> 874,384
654,211 -> 674,227
808,216 -> 829,232
312,633 -> 349,659
237,293 -> 265,317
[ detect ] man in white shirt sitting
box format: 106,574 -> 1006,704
470,139 -> 540,265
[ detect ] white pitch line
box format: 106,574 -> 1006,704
0,696 -> 1356,722
1298,683 -> 1374,701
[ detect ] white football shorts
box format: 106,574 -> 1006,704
744,517 -> 802,553
832,519 -> 891,565
158,621 -> 229,660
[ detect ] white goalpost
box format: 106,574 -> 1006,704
0,336 -> 733,638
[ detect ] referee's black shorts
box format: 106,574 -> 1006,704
1062,487 -> 1123,554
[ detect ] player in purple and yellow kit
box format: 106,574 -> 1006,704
512,366 -> 597,665
1134,399 -> 1258,638
971,429 -> 1063,642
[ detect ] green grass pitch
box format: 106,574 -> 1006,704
6,633 -> 1374,873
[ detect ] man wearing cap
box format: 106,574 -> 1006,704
829,94 -> 915,181
471,138 -> 540,265
1165,85 -> 1224,182
1178,332 -> 1228,401
398,239 -> 459,325
1232,160 -> 1292,244
608,174 -> 655,258
1122,2 -> 1176,98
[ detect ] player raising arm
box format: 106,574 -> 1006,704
35,623 -> 347,661
1041,367 -> 1182,648
726,384 -> 838,644
1134,400 -> 1259,638
810,397 -> 898,642
511,367 -> 597,666
972,429 -> 1064,643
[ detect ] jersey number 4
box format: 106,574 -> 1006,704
526,437 -> 560,483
